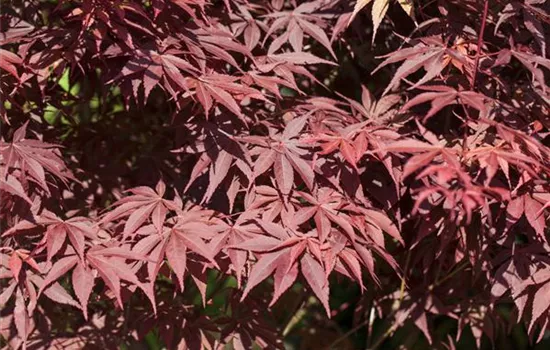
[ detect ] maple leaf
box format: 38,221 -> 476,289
310,121 -> 369,170
234,218 -> 332,315
493,47 -> 550,93
251,54 -> 333,93
194,24 -> 256,67
209,211 -> 261,286
465,144 -> 541,185
131,205 -> 218,302
294,187 -> 357,242
181,124 -> 252,204
384,137 -> 457,180
263,1 -> 337,59
0,252 -> 82,344
244,185 -> 293,223
88,246 -> 157,311
108,43 -> 199,101
39,245 -> 156,314
344,85 -> 401,124
325,231 -> 366,290
71,0 -> 156,51
100,180 -> 177,235
249,116 -> 315,195
39,214 -> 99,262
230,4 -> 265,51
372,36 -> 471,95
510,263 -> 550,332
400,85 -> 488,121
4,0 -> 550,347
4,250 -> 41,284
0,122 -> 75,191
0,49 -> 23,79
504,192 -> 548,240
185,72 -> 266,121
416,169 -> 508,224
31,255 -> 91,320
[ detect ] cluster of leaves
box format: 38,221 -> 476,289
1,0 -> 550,349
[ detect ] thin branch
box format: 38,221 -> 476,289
328,260 -> 471,350
471,0 -> 490,90
282,289 -> 308,337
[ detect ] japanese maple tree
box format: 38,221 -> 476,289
1,0 -> 550,349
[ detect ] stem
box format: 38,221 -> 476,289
121,295 -> 132,346
365,293 -> 374,348
433,260 -> 470,288
328,251 -> 412,349
363,261 -> 471,350
398,251 -> 411,307
206,271 -> 227,300
459,103 -> 474,160
471,0 -> 490,90
328,317 -> 373,349
369,324 -> 396,350
282,289 -> 307,337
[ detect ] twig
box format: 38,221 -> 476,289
368,323 -> 397,350
282,290 -> 308,337
398,251 -> 412,308
365,293 -> 374,349
328,316 -> 374,349
471,0 -> 490,90
431,260 -> 470,290
330,260 -> 470,349
121,295 -> 132,346
329,252 -> 412,349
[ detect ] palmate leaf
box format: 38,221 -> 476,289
209,211 -> 261,286
249,116 -> 315,195
0,49 -> 23,79
372,36 -> 470,95
110,47 -> 198,102
186,73 -> 266,120
234,224 -> 331,315
310,122 -> 369,170
130,207 -> 219,303
87,249 -> 157,312
232,187 -> 399,316
400,85 -> 488,121
37,245 -> 157,317
100,180 -> 175,235
0,122 -> 75,191
342,85 -> 401,123
180,124 -> 252,205
493,48 -> 550,93
0,175 -> 32,204
6,210 -> 100,262
263,1 -> 337,59
295,188 -> 357,243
